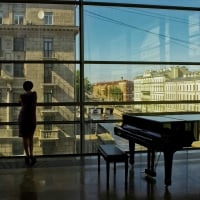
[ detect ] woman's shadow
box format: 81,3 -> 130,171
20,168 -> 38,200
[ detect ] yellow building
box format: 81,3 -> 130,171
92,80 -> 133,102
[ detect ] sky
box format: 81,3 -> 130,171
77,1 -> 200,83
86,0 -> 200,7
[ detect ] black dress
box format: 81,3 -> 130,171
18,91 -> 37,138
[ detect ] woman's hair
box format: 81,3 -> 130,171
23,81 -> 33,91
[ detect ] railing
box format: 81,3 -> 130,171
52,71 -> 74,98
52,98 -> 74,120
43,50 -> 55,59
40,129 -> 59,140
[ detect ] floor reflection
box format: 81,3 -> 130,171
20,168 -> 38,200
0,154 -> 199,200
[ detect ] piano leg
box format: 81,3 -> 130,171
145,148 -> 156,177
163,150 -> 175,187
129,140 -> 135,165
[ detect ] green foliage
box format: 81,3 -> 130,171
109,86 -> 123,101
75,70 -> 92,101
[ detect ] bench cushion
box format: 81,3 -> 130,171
98,144 -> 127,161
192,141 -> 200,148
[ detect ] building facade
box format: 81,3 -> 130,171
133,66 -> 200,113
92,79 -> 133,102
0,3 -> 78,156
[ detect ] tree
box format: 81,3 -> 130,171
75,70 -> 92,101
109,86 -> 123,101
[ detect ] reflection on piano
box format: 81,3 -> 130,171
114,113 -> 200,187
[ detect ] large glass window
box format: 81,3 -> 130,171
86,0 -> 200,7
0,1 -> 199,156
84,6 -> 200,62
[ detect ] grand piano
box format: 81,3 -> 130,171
114,113 -> 200,187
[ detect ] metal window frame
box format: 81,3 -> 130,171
0,0 -> 199,155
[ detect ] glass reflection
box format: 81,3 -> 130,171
0,1 -> 200,156
85,6 -> 200,62
84,0 -> 200,7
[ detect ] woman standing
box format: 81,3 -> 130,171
18,81 -> 37,166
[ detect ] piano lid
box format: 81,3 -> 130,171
164,114 -> 200,122
122,113 -> 200,134
131,115 -> 182,123
123,113 -> 200,123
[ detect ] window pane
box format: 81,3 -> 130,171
85,0 -> 200,7
14,14 -> 24,25
84,6 -> 200,62
85,64 -> 200,106
14,38 -> 24,51
44,64 -> 53,83
14,63 -> 24,77
0,13 -> 2,24
0,124 -> 78,156
0,62 -> 76,103
0,3 -> 78,61
44,12 -> 53,25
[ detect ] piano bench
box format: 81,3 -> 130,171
97,144 -> 128,189
192,141 -> 200,148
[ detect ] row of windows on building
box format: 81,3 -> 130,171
0,37 -> 54,53
134,83 -> 200,92
0,12 -> 53,25
0,63 -> 53,79
0,35 -> 54,78
92,68 -> 200,102
0,88 -> 55,106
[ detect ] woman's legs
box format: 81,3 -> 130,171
23,137 -> 30,165
29,136 -> 36,165
22,136 -> 36,165
23,137 -> 30,157
29,137 -> 33,157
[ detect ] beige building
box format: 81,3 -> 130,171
92,80 -> 133,101
0,3 -> 78,156
165,74 -> 200,112
133,66 -> 200,113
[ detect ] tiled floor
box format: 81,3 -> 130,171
0,150 -> 200,200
